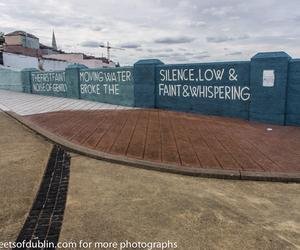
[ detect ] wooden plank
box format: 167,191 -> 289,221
168,112 -> 200,167
126,110 -> 149,159
110,110 -> 140,155
144,110 -> 162,162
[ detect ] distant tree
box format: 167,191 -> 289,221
0,32 -> 4,45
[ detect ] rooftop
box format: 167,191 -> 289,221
5,30 -> 38,40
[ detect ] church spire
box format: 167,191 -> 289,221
52,30 -> 57,50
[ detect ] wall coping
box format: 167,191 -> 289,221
252,51 -> 291,59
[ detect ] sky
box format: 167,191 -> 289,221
0,0 -> 300,65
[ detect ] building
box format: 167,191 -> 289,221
3,30 -> 41,57
42,32 -> 116,68
43,53 -> 116,68
39,43 -> 60,55
1,30 -> 69,70
0,30 -> 116,71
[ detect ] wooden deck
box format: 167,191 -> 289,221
24,109 -> 300,172
1,90 -> 300,173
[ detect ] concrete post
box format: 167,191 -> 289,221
249,52 -> 291,125
133,59 -> 164,108
65,64 -> 88,99
21,68 -> 38,93
286,59 -> 300,126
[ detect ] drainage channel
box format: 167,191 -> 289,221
14,145 -> 70,250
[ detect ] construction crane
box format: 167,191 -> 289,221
99,42 -> 124,60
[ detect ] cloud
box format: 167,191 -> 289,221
229,16 -> 240,21
64,44 -> 73,48
1,0 -> 300,65
187,21 -> 206,27
238,34 -> 250,40
192,52 -> 210,60
201,6 -> 233,17
154,52 -> 181,58
226,51 -> 243,56
206,34 -> 250,43
91,26 -> 102,32
184,52 -> 195,56
154,53 -> 169,58
80,41 -> 101,47
193,55 -> 210,60
206,36 -> 234,43
118,42 -> 141,49
154,36 -> 195,44
0,26 -> 16,33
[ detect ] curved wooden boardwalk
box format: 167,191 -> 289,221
1,90 -> 300,180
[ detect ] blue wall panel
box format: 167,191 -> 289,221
31,71 -> 68,97
286,59 -> 300,125
0,68 -> 23,92
2,51 -> 300,126
249,52 -> 291,125
155,61 -> 250,119
79,67 -> 135,106
134,59 -> 164,108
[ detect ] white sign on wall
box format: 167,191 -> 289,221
263,70 -> 275,87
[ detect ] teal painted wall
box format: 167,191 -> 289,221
249,52 -> 291,125
0,68 -> 23,92
31,71 -> 68,97
1,51 -> 300,126
65,64 -> 87,99
134,59 -> 164,108
286,59 -> 300,125
155,61 -> 250,119
79,67 -> 135,106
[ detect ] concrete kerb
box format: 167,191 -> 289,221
2,109 -> 300,183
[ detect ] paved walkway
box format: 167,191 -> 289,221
1,90 -> 300,177
0,90 -> 134,116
